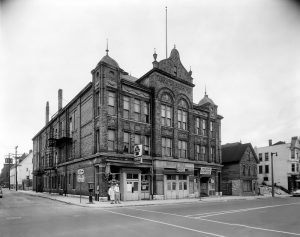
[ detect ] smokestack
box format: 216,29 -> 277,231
46,101 -> 49,125
269,139 -> 272,146
58,89 -> 63,111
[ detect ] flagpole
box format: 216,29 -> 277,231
165,6 -> 168,59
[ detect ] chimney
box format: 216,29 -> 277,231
269,139 -> 272,146
58,89 -> 63,111
46,101 -> 49,125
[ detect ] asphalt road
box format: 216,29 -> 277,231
1,189 -> 300,237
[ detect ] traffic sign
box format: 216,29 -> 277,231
77,169 -> 84,175
77,174 -> 85,183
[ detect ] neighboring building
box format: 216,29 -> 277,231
32,46 -> 223,200
10,151 -> 33,190
255,137 -> 300,192
221,142 -> 259,196
0,162 -> 13,188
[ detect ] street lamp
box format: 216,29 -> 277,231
271,152 -> 278,197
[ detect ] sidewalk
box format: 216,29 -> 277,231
17,190 -> 289,208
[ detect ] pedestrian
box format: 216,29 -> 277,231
108,184 -> 115,204
114,183 -> 121,204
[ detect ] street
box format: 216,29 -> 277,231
1,190 -> 300,237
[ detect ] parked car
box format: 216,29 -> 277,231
292,189 -> 300,197
0,187 -> 3,198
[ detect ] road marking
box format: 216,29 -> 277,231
200,218 -> 300,236
187,202 -> 300,218
125,207 -> 189,218
103,209 -> 226,237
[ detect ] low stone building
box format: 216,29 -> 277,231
221,142 -> 259,196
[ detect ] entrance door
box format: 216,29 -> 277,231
178,175 -> 188,198
125,173 -> 139,201
166,175 -> 177,199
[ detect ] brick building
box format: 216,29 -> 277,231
221,142 -> 259,196
32,46 -> 223,200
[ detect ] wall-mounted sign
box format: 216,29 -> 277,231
176,163 -> 185,172
200,167 -> 212,175
77,174 -> 85,183
77,169 -> 84,175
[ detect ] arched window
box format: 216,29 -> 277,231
161,93 -> 173,127
178,99 -> 188,130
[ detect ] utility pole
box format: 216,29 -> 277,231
15,146 -> 18,191
8,154 -> 11,190
271,152 -> 278,197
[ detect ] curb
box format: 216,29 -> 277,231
17,190 -> 291,208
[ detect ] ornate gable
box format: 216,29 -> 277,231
157,47 -> 193,84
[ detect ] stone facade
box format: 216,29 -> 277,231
32,47 -> 223,200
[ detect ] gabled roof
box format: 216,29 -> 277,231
222,142 -> 258,164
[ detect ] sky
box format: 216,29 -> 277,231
1,0 -> 300,169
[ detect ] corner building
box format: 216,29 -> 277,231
32,47 -> 223,201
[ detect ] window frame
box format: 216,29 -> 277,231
108,91 -> 116,116
123,96 -> 130,119
178,140 -> 187,159
107,130 -> 115,151
162,137 -> 173,157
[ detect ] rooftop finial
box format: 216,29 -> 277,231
205,85 -> 207,96
153,48 -> 157,61
174,44 -> 176,49
106,38 -> 109,55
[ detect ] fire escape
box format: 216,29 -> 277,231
47,129 -> 72,169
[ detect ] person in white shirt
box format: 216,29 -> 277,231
108,184 -> 115,204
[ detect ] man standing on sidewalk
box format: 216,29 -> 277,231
108,184 -> 115,204
114,183 -> 121,204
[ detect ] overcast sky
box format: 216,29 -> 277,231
1,0 -> 300,168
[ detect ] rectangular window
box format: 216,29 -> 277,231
178,110 -> 182,128
95,91 -> 100,116
161,105 -> 172,127
259,165 -> 263,174
108,91 -> 116,115
195,145 -> 201,160
134,99 -> 141,121
68,173 -> 71,185
242,165 -> 246,176
291,151 -> 295,159
178,141 -> 187,158
123,96 -> 130,119
123,132 -> 130,153
144,136 -> 150,155
72,173 -> 76,189
96,130 -> 100,153
297,164 -> 299,172
292,163 -> 295,172
108,130 -> 115,151
265,165 -> 269,174
202,119 -> 207,136
263,177 -> 268,181
210,121 -> 214,137
210,147 -> 216,163
178,110 -> 187,130
265,152 -> 269,161
143,102 -> 150,123
182,111 -> 187,130
195,118 -> 201,135
69,117 -> 73,134
259,153 -> 262,162
201,146 -> 207,161
134,134 -> 141,146
162,137 -> 172,157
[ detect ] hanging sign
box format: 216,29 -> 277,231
77,174 -> 85,183
200,167 -> 212,175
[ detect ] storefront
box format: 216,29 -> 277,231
97,160 -> 152,201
